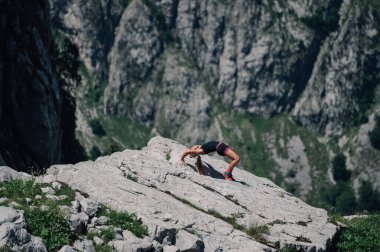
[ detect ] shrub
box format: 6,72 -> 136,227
332,154 -> 351,182
0,179 -> 43,201
89,119 -> 106,137
127,173 -> 137,182
369,116 -> 380,150
337,214 -> 380,252
321,182 -> 357,215
107,210 -> 148,238
24,208 -> 73,251
335,186 -> 357,214
90,146 -> 102,160
301,4 -> 340,40
358,181 -> 380,212
246,224 -> 270,244
101,228 -> 115,243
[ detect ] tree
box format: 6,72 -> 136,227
335,185 -> 357,214
358,180 -> 380,212
332,154 -> 351,182
369,117 -> 380,150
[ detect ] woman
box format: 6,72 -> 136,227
180,141 -> 240,181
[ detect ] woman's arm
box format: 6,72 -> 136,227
180,149 -> 203,165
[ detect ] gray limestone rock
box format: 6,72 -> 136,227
163,246 -> 180,252
80,198 -> 99,217
175,230 -> 204,252
71,200 -> 81,213
0,167 -> 32,182
69,212 -> 89,233
113,238 -> 153,252
0,207 -> 47,251
41,187 -> 55,195
93,236 -> 104,246
0,207 -> 20,225
44,136 -> 339,251
73,239 -> 95,252
58,245 -> 76,252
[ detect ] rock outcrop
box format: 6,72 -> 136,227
0,206 -> 47,251
0,0 -> 61,171
41,137 -> 339,251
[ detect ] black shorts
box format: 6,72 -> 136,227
201,141 -> 230,156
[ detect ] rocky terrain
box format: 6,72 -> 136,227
1,137 -> 340,251
43,137 -> 338,251
48,0 -> 380,208
0,0 -> 379,234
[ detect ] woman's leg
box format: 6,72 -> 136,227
225,148 -> 240,173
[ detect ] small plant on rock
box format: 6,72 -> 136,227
127,173 -> 138,182
246,224 -> 270,244
106,209 -> 148,238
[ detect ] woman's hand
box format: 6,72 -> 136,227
180,159 -> 187,167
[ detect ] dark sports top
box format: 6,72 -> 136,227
201,141 -> 230,156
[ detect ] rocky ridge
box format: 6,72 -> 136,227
38,137 -> 339,251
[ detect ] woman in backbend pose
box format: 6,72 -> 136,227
180,141 -> 240,181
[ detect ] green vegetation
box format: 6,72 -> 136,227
369,116 -> 380,150
127,173 -> 138,182
332,154 -> 351,182
142,0 -> 172,41
321,182 -> 357,215
301,0 -> 342,40
219,111 -> 330,205
246,223 -> 270,244
0,179 -> 76,251
0,179 -> 147,251
53,29 -> 81,86
80,114 -> 151,160
208,209 -> 244,230
98,115 -> 151,151
24,208 -> 72,251
104,209 -> 148,238
89,119 -> 107,137
100,228 -> 116,243
358,180 -> 380,212
90,146 -> 102,160
337,214 -> 380,252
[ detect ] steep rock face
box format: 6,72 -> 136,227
43,137 -> 339,251
51,0 -> 329,142
49,0 -> 127,83
0,0 -> 63,171
49,0 -> 380,199
104,0 -> 326,138
293,1 -> 380,135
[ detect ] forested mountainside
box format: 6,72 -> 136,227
48,0 -> 380,212
0,0 -> 84,172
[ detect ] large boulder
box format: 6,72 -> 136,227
0,206 -> 47,251
44,136 -> 339,251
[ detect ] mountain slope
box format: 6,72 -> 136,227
49,0 -> 380,209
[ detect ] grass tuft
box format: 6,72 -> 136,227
106,209 -> 148,238
246,224 -> 270,244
